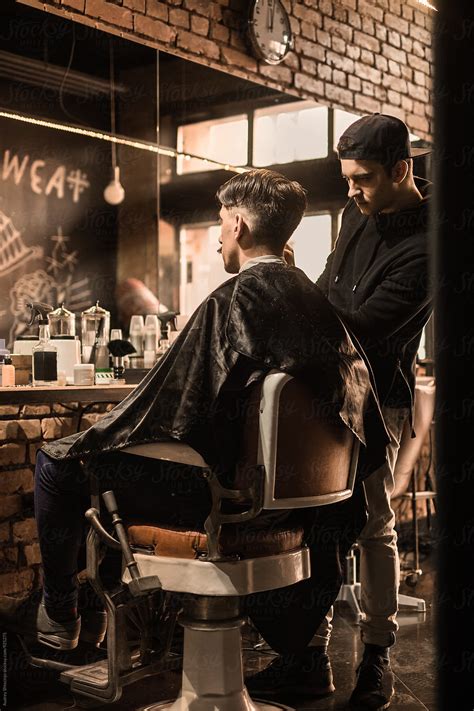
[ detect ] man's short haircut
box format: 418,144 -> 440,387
216,169 -> 307,249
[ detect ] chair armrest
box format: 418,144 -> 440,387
202,466 -> 265,562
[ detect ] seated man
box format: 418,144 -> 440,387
0,169 -> 386,684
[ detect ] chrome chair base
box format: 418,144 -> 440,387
141,597 -> 293,711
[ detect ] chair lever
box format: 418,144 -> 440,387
101,490 -> 162,596
85,508 -> 122,551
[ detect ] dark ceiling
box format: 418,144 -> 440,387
0,0 -> 293,122
0,1 -> 153,79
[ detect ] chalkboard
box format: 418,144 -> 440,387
0,103 -> 117,350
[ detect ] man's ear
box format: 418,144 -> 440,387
392,160 -> 409,184
234,213 -> 245,241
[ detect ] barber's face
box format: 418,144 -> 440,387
217,206 -> 240,273
340,159 -> 397,215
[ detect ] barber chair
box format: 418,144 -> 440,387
24,372 -> 360,710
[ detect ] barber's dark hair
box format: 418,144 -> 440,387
216,169 -> 307,248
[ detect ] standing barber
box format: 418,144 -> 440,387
314,114 -> 432,709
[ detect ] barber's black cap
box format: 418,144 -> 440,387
337,113 -> 430,164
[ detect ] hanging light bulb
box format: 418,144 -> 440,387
104,40 -> 125,205
104,165 -> 125,205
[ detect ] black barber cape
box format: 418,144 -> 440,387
43,262 -> 387,477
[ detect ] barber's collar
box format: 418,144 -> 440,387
239,254 -> 287,273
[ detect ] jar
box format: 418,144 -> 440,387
49,304 -> 76,337
81,302 -> 110,369
74,363 -> 95,386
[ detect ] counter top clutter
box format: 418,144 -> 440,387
1,298 -> 184,391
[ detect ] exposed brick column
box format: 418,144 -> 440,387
0,403 -> 112,597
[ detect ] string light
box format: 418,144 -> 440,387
417,0 -> 437,10
0,108 -> 249,174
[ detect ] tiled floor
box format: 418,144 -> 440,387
7,568 -> 435,711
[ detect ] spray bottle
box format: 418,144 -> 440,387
107,339 -> 136,381
27,302 -> 58,386
157,312 -> 178,359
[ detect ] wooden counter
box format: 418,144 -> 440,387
0,384 -> 136,405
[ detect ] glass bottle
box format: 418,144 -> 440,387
32,318 -> 58,386
144,314 -> 159,368
129,315 -> 144,357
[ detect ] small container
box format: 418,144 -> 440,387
144,314 -> 159,352
1,356 -> 15,386
143,314 -> 159,369
143,350 -> 156,368
0,341 -> 9,386
129,315 -> 144,357
0,339 -> 9,363
74,363 -> 95,386
10,355 -> 32,385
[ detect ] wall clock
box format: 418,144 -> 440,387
248,0 -> 294,65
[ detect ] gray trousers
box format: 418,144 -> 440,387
313,406 -> 409,648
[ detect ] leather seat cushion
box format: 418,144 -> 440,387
127,522 -> 304,560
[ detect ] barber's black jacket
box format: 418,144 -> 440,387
43,262 -> 386,478
317,178 -> 431,413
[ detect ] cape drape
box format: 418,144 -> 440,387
43,263 -> 387,475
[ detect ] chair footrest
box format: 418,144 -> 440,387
127,575 -> 162,597
401,491 -> 436,500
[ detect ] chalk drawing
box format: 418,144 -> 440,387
2,150 -> 90,204
7,228 -> 92,349
0,210 -> 41,278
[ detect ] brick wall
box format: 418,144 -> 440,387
19,0 -> 434,140
0,403 -> 112,597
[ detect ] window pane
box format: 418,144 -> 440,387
179,225 -> 229,315
288,214 -> 332,283
177,116 -> 248,174
254,101 -> 328,166
179,215 -> 333,316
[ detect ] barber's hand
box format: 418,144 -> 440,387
283,243 -> 295,267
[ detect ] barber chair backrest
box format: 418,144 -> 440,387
125,372 -> 359,512
237,372 -> 359,510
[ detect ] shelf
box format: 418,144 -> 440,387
0,384 -> 136,405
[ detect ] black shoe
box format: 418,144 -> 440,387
78,607 -> 107,646
0,591 -> 80,651
77,578 -> 107,646
349,646 -> 394,710
246,647 -> 335,698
